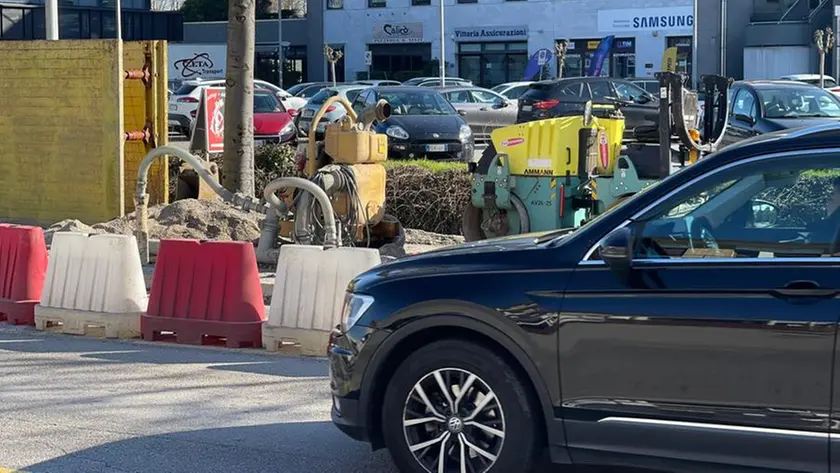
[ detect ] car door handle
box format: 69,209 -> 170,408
771,280 -> 839,299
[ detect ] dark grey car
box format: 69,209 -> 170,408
438,86 -> 517,141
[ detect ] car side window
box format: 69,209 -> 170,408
364,91 -> 377,108
507,85 -> 528,99
732,89 -> 757,121
629,157 -> 840,260
471,90 -> 502,105
558,82 -> 582,97
447,91 -> 472,103
352,90 -> 369,113
589,81 -> 613,101
346,89 -> 363,103
613,81 -> 646,102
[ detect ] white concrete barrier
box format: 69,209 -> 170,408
264,245 -> 381,355
34,232 -> 148,338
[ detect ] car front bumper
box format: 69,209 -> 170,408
328,326 -> 378,444
388,139 -> 472,161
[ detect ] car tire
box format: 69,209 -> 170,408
381,339 -> 542,473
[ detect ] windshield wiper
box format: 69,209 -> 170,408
783,113 -> 833,118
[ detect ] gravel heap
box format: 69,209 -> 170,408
44,199 -> 466,260
45,199 -> 263,246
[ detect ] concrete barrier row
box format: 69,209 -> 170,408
0,224 -> 381,356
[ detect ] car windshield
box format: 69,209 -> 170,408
796,77 -> 838,88
491,84 -> 507,93
402,78 -> 425,86
297,85 -> 326,98
286,83 -> 309,95
757,86 -> 840,118
379,90 -> 456,115
309,88 -> 338,104
254,92 -> 282,113
174,83 -> 199,95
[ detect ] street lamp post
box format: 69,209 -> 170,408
691,0 -> 698,88
46,0 -> 59,39
277,4 -> 283,89
439,0 -> 445,86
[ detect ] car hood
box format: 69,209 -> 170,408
764,116 -> 840,129
254,112 -> 292,135
384,114 -> 464,138
351,230 -> 573,292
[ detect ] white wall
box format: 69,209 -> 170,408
743,46 -> 812,80
324,0 -> 694,82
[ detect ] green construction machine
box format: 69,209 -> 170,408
462,72 -> 733,241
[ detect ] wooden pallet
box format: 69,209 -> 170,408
262,325 -> 331,357
34,306 -> 142,339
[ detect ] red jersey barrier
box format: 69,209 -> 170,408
142,239 -> 266,348
0,224 -> 48,325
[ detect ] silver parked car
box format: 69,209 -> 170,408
296,84 -> 368,136
438,86 -> 517,142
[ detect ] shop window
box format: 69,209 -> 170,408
327,0 -> 343,9
102,11 -> 116,38
667,36 -> 693,77
59,11 -> 80,38
1,8 -> 25,39
368,0 -> 386,7
89,10 -> 101,38
412,0 -> 431,5
457,42 -> 528,88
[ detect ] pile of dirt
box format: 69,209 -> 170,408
45,199 -> 263,246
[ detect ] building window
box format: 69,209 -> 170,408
1,8 -> 25,39
458,42 -> 527,88
457,0 -> 477,3
667,36 -> 693,78
326,0 -> 342,8
560,37 -> 635,79
59,11 -> 80,38
412,0 -> 430,5
368,0 -> 385,7
369,43 -> 431,81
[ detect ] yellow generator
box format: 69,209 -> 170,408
285,95 -> 399,247
463,103 -> 627,240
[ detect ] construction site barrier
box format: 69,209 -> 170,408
0,224 -> 48,325
143,239 -> 266,348
34,233 -> 148,338
265,245 -> 381,356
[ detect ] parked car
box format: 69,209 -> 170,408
330,122 -> 840,473
721,80 -> 840,147
168,78 -> 298,137
289,82 -> 336,101
491,81 -> 534,101
296,84 -> 369,137
354,80 -> 402,86
188,88 -> 296,145
438,86 -> 517,141
350,86 -> 474,161
628,76 -> 660,95
403,76 -> 473,87
779,73 -> 838,88
517,77 -> 659,139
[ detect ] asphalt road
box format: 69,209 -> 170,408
167,135 -> 488,163
0,324 -> 396,473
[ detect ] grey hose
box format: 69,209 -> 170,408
263,177 -> 339,248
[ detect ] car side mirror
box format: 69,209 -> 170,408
735,114 -> 756,126
750,199 -> 780,228
599,227 -> 634,274
458,109 -> 468,116
497,100 -> 509,108
637,94 -> 652,104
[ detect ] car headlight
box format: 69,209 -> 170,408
386,125 -> 410,140
279,121 -> 296,137
341,293 -> 374,332
459,124 -> 473,142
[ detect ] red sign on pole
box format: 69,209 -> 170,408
204,87 -> 225,153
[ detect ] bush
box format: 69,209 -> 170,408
385,161 -> 470,235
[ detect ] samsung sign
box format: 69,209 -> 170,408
453,26 -> 528,41
598,7 -> 694,33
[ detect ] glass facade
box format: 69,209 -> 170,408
560,37 -> 635,79
457,41 -> 527,88
667,36 -> 693,77
0,1 -> 182,41
368,43 -> 431,82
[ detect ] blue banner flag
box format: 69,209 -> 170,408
587,35 -> 614,77
522,48 -> 554,81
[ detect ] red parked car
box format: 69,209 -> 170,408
189,88 -> 297,145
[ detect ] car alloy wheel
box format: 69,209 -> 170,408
402,368 -> 505,473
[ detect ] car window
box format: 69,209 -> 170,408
286,83 -> 309,95
757,86 -> 840,119
558,82 -> 582,97
471,90 -> 502,104
174,83 -> 199,95
630,156 -> 840,260
732,89 -> 757,120
446,91 -> 472,103
364,90 -> 377,108
506,85 -> 529,99
254,92 -> 281,113
297,84 -> 325,98
379,90 -> 456,115
491,84 -> 507,93
352,90 -> 369,113
613,81 -> 649,102
345,89 -> 363,103
589,81 -> 613,101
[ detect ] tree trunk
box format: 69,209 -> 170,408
820,51 -> 826,88
222,0 -> 256,196
330,62 -> 337,86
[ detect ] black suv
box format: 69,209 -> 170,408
330,123 -> 840,473
517,77 -> 659,139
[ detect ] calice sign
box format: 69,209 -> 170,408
598,7 -> 694,33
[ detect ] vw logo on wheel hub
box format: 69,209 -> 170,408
447,417 -> 464,433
